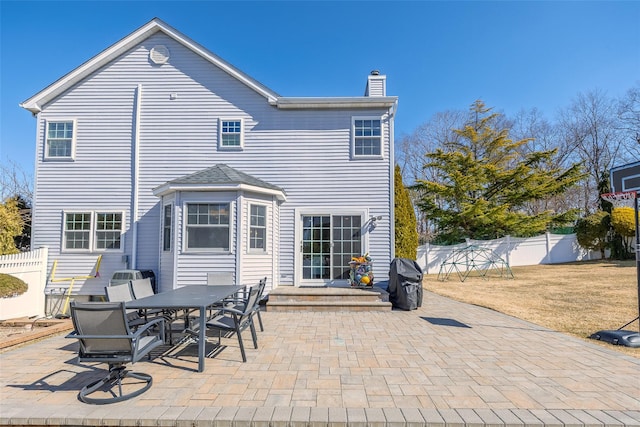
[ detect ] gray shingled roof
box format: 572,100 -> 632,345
157,164 -> 285,195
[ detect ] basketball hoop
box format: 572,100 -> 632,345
601,191 -> 637,209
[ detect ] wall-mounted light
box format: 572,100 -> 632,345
368,215 -> 383,231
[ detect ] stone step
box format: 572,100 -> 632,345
266,286 -> 391,312
267,300 -> 392,312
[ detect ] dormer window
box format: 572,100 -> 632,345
352,117 -> 382,158
219,119 -> 244,150
45,120 -> 76,160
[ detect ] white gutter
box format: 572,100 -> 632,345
274,96 -> 398,109
131,84 -> 142,269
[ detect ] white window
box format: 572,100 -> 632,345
186,203 -> 230,251
249,204 -> 267,252
63,211 -> 123,251
95,213 -> 123,250
219,119 -> 244,149
63,212 -> 91,250
163,204 -> 173,252
45,120 -> 76,160
352,117 -> 382,157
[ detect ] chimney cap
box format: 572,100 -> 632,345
370,70 -> 380,76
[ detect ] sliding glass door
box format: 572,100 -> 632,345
301,214 -> 362,284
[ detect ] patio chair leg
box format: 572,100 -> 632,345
236,328 -> 247,362
256,309 -> 264,332
249,318 -> 258,349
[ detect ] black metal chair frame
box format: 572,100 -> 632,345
218,277 -> 266,331
67,301 -> 165,404
206,285 -> 261,362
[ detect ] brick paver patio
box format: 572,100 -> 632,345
1,291 -> 638,426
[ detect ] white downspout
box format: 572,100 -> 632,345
131,84 -> 142,269
389,101 -> 397,260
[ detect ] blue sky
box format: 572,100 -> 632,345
1,1 -> 639,179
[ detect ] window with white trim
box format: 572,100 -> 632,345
45,120 -> 75,159
249,204 -> 267,251
95,213 -> 123,249
186,203 -> 230,251
352,117 -> 382,157
63,211 -> 123,251
163,205 -> 173,251
219,119 -> 244,149
64,212 -> 91,250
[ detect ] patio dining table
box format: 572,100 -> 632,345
127,285 -> 243,372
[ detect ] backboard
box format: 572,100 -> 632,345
610,161 -> 640,193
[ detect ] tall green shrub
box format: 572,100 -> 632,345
0,198 -> 23,255
395,165 -> 419,259
575,211 -> 610,258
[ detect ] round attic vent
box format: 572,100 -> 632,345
149,45 -> 170,65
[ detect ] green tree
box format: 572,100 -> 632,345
0,197 -> 24,255
413,100 -> 584,244
394,165 -> 419,259
575,211 -> 610,258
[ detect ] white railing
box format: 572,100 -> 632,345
0,247 -> 49,320
417,233 -> 598,274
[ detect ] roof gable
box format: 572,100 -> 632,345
20,18 -> 279,113
153,164 -> 286,201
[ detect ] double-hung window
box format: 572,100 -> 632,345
63,211 -> 123,251
45,120 -> 75,160
186,203 -> 230,251
219,119 -> 244,149
249,204 -> 267,252
352,117 -> 382,157
64,213 -> 92,250
95,213 -> 123,250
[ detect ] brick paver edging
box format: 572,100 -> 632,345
1,405 -> 640,426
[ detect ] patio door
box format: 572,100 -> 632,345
300,214 -> 362,284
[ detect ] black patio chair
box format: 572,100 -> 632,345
220,277 -> 266,331
206,284 -> 261,362
67,301 -> 165,404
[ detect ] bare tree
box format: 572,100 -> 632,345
397,109 -> 470,184
1,160 -> 33,251
558,89 -> 625,214
617,83 -> 640,160
509,108 -> 582,217
1,160 -> 33,201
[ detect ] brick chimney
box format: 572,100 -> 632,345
364,70 -> 386,97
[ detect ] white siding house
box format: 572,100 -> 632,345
20,18 -> 398,296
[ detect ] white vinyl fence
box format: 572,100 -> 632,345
0,247 -> 49,320
417,233 -> 599,275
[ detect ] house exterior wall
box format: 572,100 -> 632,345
29,30 -> 394,295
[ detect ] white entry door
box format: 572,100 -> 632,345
299,214 -> 363,285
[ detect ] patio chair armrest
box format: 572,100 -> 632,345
66,331 -> 134,340
132,317 -> 165,338
217,306 -> 244,316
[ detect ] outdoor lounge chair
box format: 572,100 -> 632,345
206,284 -> 260,362
67,301 -> 165,404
